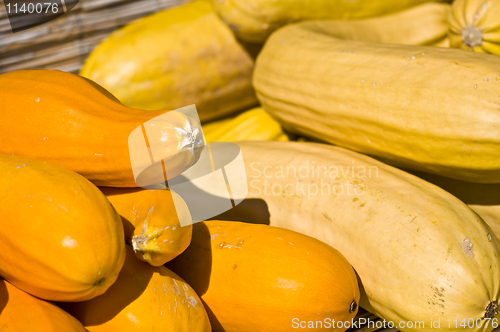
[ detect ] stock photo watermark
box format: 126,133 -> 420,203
249,161 -> 379,199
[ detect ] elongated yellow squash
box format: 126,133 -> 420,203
302,3 -> 450,47
101,187 -> 193,266
202,107 -> 288,142
80,0 -> 257,123
210,141 -> 500,332
408,170 -> 500,239
167,220 -> 359,332
212,0 -> 443,43
448,0 -> 500,55
0,155 -> 125,302
254,21 -> 500,183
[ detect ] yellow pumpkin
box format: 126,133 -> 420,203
0,155 -> 125,302
80,0 -> 257,122
167,220 -> 360,332
448,0 -> 500,55
62,246 -> 211,332
100,187 -> 193,266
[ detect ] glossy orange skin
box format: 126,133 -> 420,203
101,187 -> 193,266
62,246 -> 212,332
0,279 -> 86,331
167,220 -> 360,332
0,69 -> 202,187
0,155 -> 125,302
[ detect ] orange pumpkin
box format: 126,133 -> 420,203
167,220 -> 360,332
62,246 -> 212,332
0,279 -> 86,331
0,155 -> 125,302
0,69 -> 204,187
101,187 -> 193,266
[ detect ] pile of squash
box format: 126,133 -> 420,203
2,0 -> 500,331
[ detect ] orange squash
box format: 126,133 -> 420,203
0,279 -> 86,331
62,245 -> 212,332
0,69 -> 204,187
167,220 -> 360,332
101,187 -> 193,266
0,155 -> 125,302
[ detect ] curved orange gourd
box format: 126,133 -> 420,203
62,246 -> 212,332
0,155 -> 125,302
0,279 -> 86,331
101,187 -> 193,266
0,69 -> 204,187
167,220 -> 360,332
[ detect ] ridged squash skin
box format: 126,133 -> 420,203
0,280 -> 86,332
101,187 -> 193,266
202,107 -> 288,142
212,0 -> 442,43
0,156 -> 125,302
62,246 -> 211,332
448,0 -> 500,55
167,220 -> 360,332
211,141 -> 500,332
254,22 -> 500,183
409,171 -> 500,239
0,69 -> 203,187
306,3 -> 450,47
80,0 -> 258,123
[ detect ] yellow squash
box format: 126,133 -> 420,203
0,156 -> 125,302
212,0 -> 443,43
448,0 -> 500,55
202,107 -> 288,142
80,0 -> 257,123
101,187 -> 193,266
62,246 -> 211,332
303,3 -> 450,47
210,141 -> 500,331
409,170 -> 500,240
0,69 -> 203,187
0,280 -> 86,331
167,220 -> 359,332
254,21 -> 500,183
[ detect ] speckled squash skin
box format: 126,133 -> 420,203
101,187 -> 193,266
62,246 -> 211,332
212,0 -> 442,43
448,0 -> 500,55
167,220 -> 360,332
210,141 -> 500,332
0,69 -> 203,187
80,0 -> 258,123
0,280 -> 87,332
0,155 -> 125,302
253,22 -> 500,183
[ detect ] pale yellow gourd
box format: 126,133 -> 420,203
209,141 -> 500,332
80,0 -> 257,122
254,21 -> 500,183
202,107 -> 288,142
212,0 -> 444,43
303,3 -> 450,47
448,0 -> 500,55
